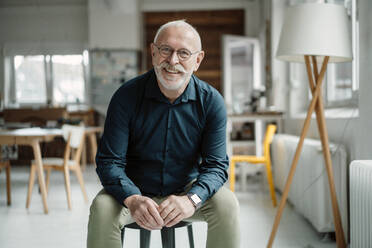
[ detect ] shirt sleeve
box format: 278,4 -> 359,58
188,91 -> 229,203
95,87 -> 141,206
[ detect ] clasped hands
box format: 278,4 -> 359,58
124,194 -> 195,230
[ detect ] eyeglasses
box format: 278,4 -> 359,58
153,44 -> 200,61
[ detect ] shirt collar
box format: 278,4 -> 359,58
145,69 -> 197,103
180,75 -> 197,103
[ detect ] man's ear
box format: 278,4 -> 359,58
193,51 -> 205,72
150,43 -> 155,58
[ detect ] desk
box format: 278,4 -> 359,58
0,128 -> 63,214
227,112 -> 283,157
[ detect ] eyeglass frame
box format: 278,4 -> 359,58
152,43 -> 201,62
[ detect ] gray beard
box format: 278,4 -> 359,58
154,66 -> 192,90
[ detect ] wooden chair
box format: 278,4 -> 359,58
229,124 -> 277,207
0,160 -> 11,205
26,125 -> 88,210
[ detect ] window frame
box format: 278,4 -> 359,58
5,53 -> 87,108
323,0 -> 359,108
50,54 -> 86,105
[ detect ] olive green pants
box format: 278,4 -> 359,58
87,186 -> 240,248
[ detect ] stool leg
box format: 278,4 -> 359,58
121,229 -> 125,246
161,227 -> 175,248
187,225 -> 195,248
139,229 -> 151,248
5,162 -> 11,205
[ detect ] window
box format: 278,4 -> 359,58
52,55 -> 85,104
325,61 -> 353,102
14,55 -> 47,104
324,0 -> 359,106
289,0 -> 359,107
5,53 -> 86,107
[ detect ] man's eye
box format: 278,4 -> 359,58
161,47 -> 172,54
178,50 -> 190,58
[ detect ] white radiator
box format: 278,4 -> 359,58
350,160 -> 372,248
271,134 -> 348,235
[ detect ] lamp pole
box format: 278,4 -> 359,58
267,55 -> 347,248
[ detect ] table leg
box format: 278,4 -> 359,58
81,138 -> 87,170
88,133 -> 98,167
31,140 -> 49,214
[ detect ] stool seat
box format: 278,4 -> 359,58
121,221 -> 194,248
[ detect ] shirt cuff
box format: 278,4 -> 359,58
187,185 -> 209,204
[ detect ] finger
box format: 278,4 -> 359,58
141,215 -> 161,230
163,209 -> 180,226
165,213 -> 183,227
158,198 -> 170,212
159,198 -> 176,219
147,203 -> 164,226
142,197 -> 163,227
142,210 -> 161,229
159,204 -> 174,219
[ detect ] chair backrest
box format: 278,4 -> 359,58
61,124 -> 85,163
263,124 -> 277,160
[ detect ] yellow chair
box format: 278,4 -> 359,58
229,124 -> 277,207
26,125 -> 88,210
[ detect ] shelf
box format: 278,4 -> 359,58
230,140 -> 255,146
227,112 -> 283,157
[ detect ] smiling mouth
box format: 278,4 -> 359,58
163,68 -> 181,74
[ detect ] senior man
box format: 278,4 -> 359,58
87,20 -> 240,248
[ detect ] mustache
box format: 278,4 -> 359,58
158,62 -> 187,73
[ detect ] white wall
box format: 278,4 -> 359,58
88,0 -> 141,49
356,0 -> 372,159
270,0 -> 287,112
0,4 -> 87,55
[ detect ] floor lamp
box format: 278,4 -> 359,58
268,3 -> 352,248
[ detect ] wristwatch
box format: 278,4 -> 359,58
187,193 -> 202,210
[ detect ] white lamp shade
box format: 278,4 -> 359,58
276,3 -> 352,63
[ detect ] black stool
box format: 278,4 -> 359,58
121,221 -> 195,248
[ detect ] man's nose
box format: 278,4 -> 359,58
167,51 -> 180,65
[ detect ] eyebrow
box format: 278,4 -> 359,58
158,44 -> 193,52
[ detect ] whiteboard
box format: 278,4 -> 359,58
89,49 -> 140,115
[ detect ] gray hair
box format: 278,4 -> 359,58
153,20 -> 202,50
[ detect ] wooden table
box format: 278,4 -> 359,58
0,128 -> 63,214
81,126 -> 103,169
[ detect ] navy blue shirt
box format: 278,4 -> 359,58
96,69 -> 228,205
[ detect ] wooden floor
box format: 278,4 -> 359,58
0,166 -> 337,248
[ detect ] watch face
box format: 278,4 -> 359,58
191,194 -> 201,205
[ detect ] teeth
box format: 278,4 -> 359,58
165,68 -> 178,73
